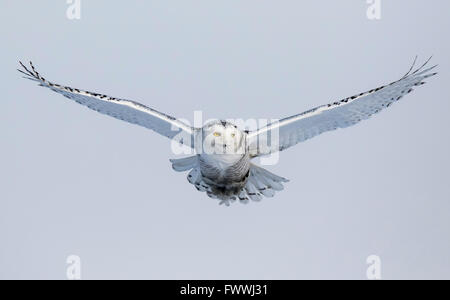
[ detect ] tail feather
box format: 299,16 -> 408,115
170,156 -> 289,206
250,173 -> 276,198
251,168 -> 284,191
249,175 -> 271,199
242,164 -> 289,201
238,190 -> 250,204
245,180 -> 263,202
252,164 -> 289,183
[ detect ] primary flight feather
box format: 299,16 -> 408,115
18,57 -> 438,205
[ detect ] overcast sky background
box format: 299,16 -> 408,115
1,1 -> 449,279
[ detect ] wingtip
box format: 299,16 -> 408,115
425,55 -> 433,65
403,55 -> 419,78
17,69 -> 27,76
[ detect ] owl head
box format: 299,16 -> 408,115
201,120 -> 246,155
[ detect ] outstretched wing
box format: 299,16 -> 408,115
247,57 -> 438,156
18,61 -> 197,147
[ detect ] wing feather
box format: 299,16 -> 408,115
19,61 -> 197,147
248,57 -> 438,156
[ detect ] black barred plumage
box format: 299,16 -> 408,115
171,155 -> 288,206
247,56 -> 438,156
18,61 -> 197,148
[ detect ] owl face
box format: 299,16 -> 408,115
202,121 -> 246,155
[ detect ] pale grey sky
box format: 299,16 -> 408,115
1,1 -> 449,279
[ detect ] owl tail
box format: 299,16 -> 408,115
240,164 -> 290,203
214,164 -> 290,206
169,156 -> 290,206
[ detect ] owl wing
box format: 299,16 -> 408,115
247,57 -> 438,156
18,61 -> 197,147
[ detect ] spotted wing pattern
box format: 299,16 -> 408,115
248,57 -> 438,156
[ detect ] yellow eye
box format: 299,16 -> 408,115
231,133 -> 236,138
213,132 -> 221,137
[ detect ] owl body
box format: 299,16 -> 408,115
195,120 -> 251,200
198,151 -> 251,199
171,120 -> 289,205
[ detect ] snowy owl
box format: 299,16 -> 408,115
18,57 -> 437,205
